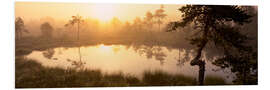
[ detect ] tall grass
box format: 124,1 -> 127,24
142,70 -> 197,86
16,56 -> 227,88
204,75 -> 226,85
15,57 -> 141,88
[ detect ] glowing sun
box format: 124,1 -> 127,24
91,4 -> 116,22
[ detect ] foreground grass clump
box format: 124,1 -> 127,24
204,75 -> 226,85
142,70 -> 197,86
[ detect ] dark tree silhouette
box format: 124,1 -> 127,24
167,5 -> 253,85
65,15 -> 85,69
143,11 -> 155,31
65,14 -> 84,41
123,21 -> 131,30
212,7 -> 258,85
15,17 -> 28,40
111,17 -> 122,31
154,5 -> 167,31
133,17 -> 143,32
40,22 -> 54,39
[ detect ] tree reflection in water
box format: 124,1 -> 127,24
42,47 -> 86,69
176,49 -> 194,67
130,42 -> 222,69
131,42 -> 196,66
132,44 -> 166,65
66,46 -> 86,69
42,48 -> 55,60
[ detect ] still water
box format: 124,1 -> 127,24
26,44 -> 234,83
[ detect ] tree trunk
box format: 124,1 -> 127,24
17,30 -> 22,40
243,62 -> 247,84
198,60 -> 206,85
190,40 -> 207,85
16,31 -> 19,40
78,46 -> 81,62
158,23 -> 160,32
158,18 -> 161,32
77,22 -> 80,41
190,22 -> 209,85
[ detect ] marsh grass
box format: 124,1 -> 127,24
204,75 -> 226,85
142,70 -> 197,86
15,57 -> 143,88
15,56 -> 227,88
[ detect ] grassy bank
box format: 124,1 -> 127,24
15,56 -> 227,88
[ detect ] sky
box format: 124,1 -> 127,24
15,2 -> 183,23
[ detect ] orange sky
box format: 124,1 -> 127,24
15,2 -> 183,23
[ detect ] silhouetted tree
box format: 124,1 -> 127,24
65,15 -> 85,69
133,17 -> 143,32
167,5 -> 254,85
212,6 -> 258,85
40,22 -> 54,39
154,5 -> 167,31
124,21 -> 131,29
144,11 -> 155,31
40,16 -> 55,26
111,17 -> 122,30
83,18 -> 100,32
65,14 -> 84,41
15,17 -> 28,40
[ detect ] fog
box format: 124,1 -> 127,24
15,3 -> 258,87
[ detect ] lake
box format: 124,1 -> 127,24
25,44 -> 235,83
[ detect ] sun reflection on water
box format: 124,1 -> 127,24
98,44 -> 113,53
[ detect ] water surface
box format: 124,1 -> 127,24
26,44 -> 234,83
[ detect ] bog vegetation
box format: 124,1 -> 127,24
15,5 -> 257,87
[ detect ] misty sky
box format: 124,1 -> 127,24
15,2 -> 183,23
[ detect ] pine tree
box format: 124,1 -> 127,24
167,5 -> 254,85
